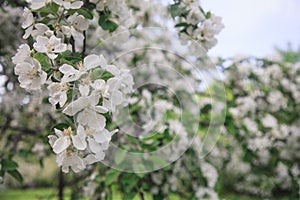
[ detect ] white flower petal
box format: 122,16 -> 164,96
56,151 -> 66,166
70,1 -> 84,9
84,54 -> 100,70
77,109 -> 106,129
62,165 -> 70,173
84,152 -> 104,165
99,55 -> 107,69
87,111 -> 106,130
48,135 -> 58,147
70,154 -> 86,173
22,8 -> 34,29
87,137 -> 102,153
54,128 -> 64,137
59,91 -> 68,107
94,106 -> 109,113
93,129 -> 111,143
105,65 -> 120,76
12,44 -> 31,64
91,79 -> 105,90
71,135 -> 87,150
79,84 -> 90,96
63,97 -> 88,116
54,43 -> 67,53
59,64 -> 74,74
53,136 -> 71,154
111,90 -> 124,106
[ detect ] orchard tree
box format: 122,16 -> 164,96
1,0 -> 226,200
200,49 -> 300,199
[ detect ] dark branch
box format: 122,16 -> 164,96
70,36 -> 76,56
82,31 -> 86,59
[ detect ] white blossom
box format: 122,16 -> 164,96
12,44 -> 31,65
33,35 -> 67,59
63,89 -> 108,130
261,114 -> 277,129
47,82 -> 69,107
53,0 -> 83,9
48,128 -> 72,154
57,151 -> 86,173
22,8 -> 34,30
59,64 -> 83,83
14,58 -> 47,91
30,0 -> 51,10
62,13 -> 89,45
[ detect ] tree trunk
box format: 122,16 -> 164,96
58,170 -> 64,200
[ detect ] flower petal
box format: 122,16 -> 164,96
79,84 -> 90,97
87,137 -> 102,153
83,152 -> 104,165
93,129 -> 111,143
71,134 -> 87,150
52,136 -> 71,154
48,135 -> 58,147
63,97 -> 88,116
84,54 -> 100,70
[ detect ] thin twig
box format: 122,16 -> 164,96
82,31 -> 86,59
70,36 -> 76,56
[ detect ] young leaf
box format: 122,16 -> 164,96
105,170 -> 121,186
121,174 -> 139,193
98,15 -> 118,33
132,164 -> 146,178
115,149 -> 127,165
77,8 -> 93,20
33,53 -> 52,72
124,192 -> 137,200
7,170 -> 23,183
1,159 -> 18,171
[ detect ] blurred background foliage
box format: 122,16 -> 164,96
0,0 -> 300,200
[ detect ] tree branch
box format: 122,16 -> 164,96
70,36 -> 76,56
82,31 -> 86,59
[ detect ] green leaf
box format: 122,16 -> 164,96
115,150 -> 127,165
121,174 -> 139,193
147,156 -> 168,167
34,2 -> 59,14
90,68 -> 104,80
101,71 -> 114,81
142,133 -> 164,141
132,164 -> 146,178
59,58 -> 74,66
124,192 -> 137,200
58,50 -> 81,65
206,11 -> 212,19
33,7 -> 53,14
91,68 -> 114,81
33,53 -> 52,72
39,159 -> 44,168
1,159 -> 18,171
169,3 -> 186,18
7,170 -> 23,183
98,15 -> 118,32
77,8 -> 93,20
175,22 -> 189,28
105,170 -> 121,186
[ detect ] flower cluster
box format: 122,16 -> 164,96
170,0 -> 224,51
12,1 -> 133,173
10,0 -> 224,199
203,54 -> 300,198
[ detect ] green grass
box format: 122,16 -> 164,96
0,188 -> 66,200
0,188 -> 291,200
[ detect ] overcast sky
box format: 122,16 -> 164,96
202,0 -> 300,57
